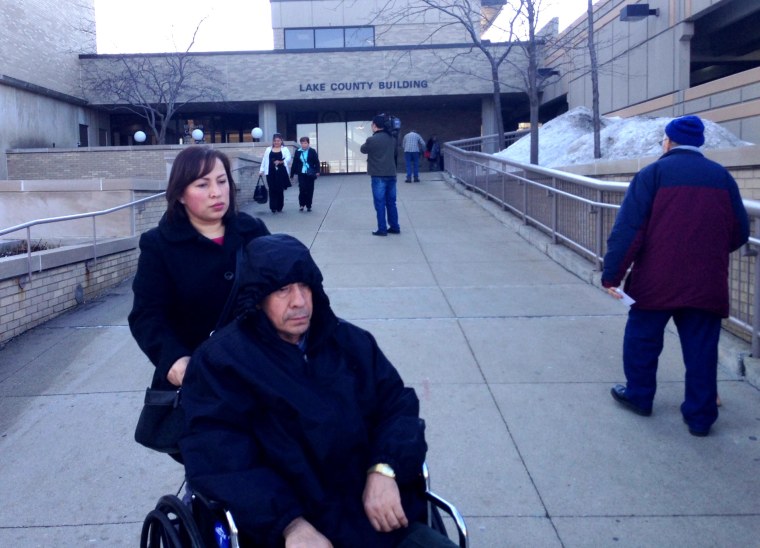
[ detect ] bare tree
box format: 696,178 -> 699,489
373,0 -> 560,162
81,22 -> 225,144
587,0 -> 601,159
495,1 -> 561,164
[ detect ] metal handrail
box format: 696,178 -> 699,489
444,137 -> 760,355
0,192 -> 166,285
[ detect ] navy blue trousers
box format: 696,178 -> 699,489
623,308 -> 721,431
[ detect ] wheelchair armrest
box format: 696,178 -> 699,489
425,489 -> 469,548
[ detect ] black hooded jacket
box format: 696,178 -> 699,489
128,211 -> 270,389
179,234 -> 427,547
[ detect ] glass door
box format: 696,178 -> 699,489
297,120 -> 373,174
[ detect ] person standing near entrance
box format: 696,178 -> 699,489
602,115 -> 749,437
402,129 -> 425,183
290,136 -> 320,212
260,133 -> 292,213
360,115 -> 401,237
426,136 -> 441,172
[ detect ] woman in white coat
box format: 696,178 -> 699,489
259,133 -> 292,213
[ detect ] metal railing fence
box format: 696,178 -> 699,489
0,192 -> 166,285
444,134 -> 760,356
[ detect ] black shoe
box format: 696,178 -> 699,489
682,417 -> 709,437
387,228 -> 400,234
414,177 -> 420,182
372,230 -> 387,237
307,207 -> 312,212
610,385 -> 652,416
404,179 -> 412,183
299,206 -> 304,211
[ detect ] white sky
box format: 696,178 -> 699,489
95,0 -> 590,54
94,0 -> 274,53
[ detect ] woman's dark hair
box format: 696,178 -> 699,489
272,133 -> 283,142
299,136 -> 310,143
165,146 -> 237,223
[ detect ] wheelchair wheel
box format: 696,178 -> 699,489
140,495 -> 205,548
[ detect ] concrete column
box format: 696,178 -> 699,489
258,102 -> 278,141
481,97 -> 498,153
674,22 -> 695,116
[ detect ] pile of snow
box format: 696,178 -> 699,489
496,107 -> 753,167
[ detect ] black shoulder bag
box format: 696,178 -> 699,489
134,247 -> 244,454
253,174 -> 268,204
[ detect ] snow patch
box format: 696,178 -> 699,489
496,106 -> 753,167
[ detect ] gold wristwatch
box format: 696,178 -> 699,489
367,463 -> 396,479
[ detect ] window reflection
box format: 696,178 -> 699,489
297,120 -> 372,173
285,27 -> 373,50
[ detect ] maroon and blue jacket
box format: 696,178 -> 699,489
602,147 -> 749,317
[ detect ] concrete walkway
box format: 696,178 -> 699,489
1,172 -> 759,547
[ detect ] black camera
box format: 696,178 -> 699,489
378,113 -> 401,136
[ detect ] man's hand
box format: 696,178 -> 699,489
283,517 -> 333,547
166,356 -> 190,386
363,472 -> 408,532
605,286 -> 623,299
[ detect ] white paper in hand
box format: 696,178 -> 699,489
614,288 -> 636,307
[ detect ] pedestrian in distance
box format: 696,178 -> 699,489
402,129 -> 425,182
426,136 -> 441,172
180,234 -> 459,547
602,115 -> 749,437
360,115 -> 402,237
290,136 -> 320,212
259,133 -> 292,213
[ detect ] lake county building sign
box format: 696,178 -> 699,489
299,80 -> 429,93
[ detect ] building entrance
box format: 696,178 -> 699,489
297,120 -> 373,174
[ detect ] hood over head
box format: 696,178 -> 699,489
236,234 -> 329,318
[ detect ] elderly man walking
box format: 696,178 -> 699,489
602,115 -> 749,437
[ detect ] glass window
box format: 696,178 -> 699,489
316,122 -> 347,174
345,27 -> 373,48
347,120 -> 373,172
315,28 -> 344,49
285,29 -> 314,49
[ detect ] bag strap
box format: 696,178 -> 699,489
214,246 -> 245,332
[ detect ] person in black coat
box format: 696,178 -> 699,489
290,136 -> 320,212
180,234 -> 457,548
128,146 -> 270,391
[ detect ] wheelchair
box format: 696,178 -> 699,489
140,463 -> 468,548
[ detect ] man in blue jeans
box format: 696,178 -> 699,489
361,115 -> 401,236
402,130 -> 425,183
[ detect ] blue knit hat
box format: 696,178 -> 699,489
665,115 -> 705,147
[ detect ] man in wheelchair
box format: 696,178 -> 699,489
179,234 -> 459,547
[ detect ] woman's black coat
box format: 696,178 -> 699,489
291,147 -> 320,177
128,211 -> 270,389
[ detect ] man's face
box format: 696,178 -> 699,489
261,283 -> 313,344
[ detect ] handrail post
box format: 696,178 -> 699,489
752,224 -> 760,357
25,226 -> 32,287
92,216 -> 98,264
596,189 -> 605,270
551,177 -> 558,244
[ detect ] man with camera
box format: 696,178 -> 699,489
360,115 -> 401,237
